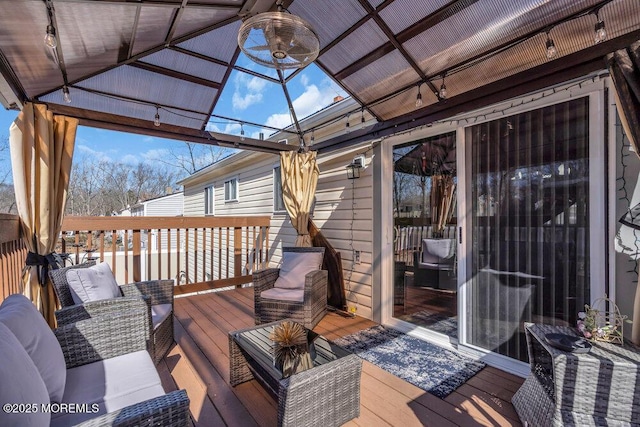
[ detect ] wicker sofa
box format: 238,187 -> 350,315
0,293 -> 189,427
50,262 -> 174,364
253,247 -> 327,330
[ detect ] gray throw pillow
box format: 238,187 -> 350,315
274,251 -> 323,290
65,262 -> 121,304
0,294 -> 66,404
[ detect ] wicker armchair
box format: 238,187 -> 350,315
253,247 -> 328,330
0,294 -> 189,427
50,262 -> 174,365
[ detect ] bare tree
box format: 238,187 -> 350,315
151,142 -> 232,177
0,136 -> 16,213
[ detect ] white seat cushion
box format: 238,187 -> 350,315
273,251 -> 323,290
151,304 -> 172,330
0,294 -> 67,403
51,350 -> 164,427
0,323 -> 51,427
261,287 -> 304,302
66,262 -> 121,304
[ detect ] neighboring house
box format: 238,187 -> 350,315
130,191 -> 184,217
179,75 -> 640,377
118,192 -> 184,251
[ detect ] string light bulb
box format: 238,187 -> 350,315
439,75 -> 447,100
44,24 -> 57,49
415,84 -> 423,108
361,108 -> 366,125
594,18 -> 606,44
345,115 -> 350,133
545,33 -> 557,59
240,123 -> 245,141
310,129 -> 315,144
154,106 -> 161,127
62,85 -> 71,103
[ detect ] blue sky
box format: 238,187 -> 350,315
1,62 -> 346,182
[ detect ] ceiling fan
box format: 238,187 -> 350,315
238,0 -> 320,70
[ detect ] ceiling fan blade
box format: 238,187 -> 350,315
247,44 -> 272,52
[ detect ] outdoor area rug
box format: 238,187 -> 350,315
333,325 -> 485,398
397,310 -> 458,339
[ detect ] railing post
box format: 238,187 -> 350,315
234,226 -> 242,278
132,229 -> 141,282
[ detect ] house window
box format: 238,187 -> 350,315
224,178 -> 238,202
204,186 -> 214,215
273,166 -> 286,213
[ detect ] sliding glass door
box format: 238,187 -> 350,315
392,132 -> 458,338
464,97 -> 592,361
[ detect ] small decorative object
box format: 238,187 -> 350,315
576,295 -> 626,345
270,321 -> 313,377
545,333 -> 592,353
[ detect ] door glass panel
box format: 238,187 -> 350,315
393,132 -> 458,338
466,97 -> 590,361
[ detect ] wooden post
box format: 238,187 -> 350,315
234,226 -> 242,278
132,229 -> 141,282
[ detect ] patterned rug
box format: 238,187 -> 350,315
398,310 -> 458,338
333,325 -> 485,398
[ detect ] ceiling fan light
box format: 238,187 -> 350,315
238,11 -> 320,70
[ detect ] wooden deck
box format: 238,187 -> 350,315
157,287 -> 524,427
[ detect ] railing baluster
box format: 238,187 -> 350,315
132,229 -> 141,282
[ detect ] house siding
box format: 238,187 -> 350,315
181,141 -> 375,318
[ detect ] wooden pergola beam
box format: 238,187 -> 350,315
45,103 -> 297,153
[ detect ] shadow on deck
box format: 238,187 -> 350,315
157,287 -> 524,427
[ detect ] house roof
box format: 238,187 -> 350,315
1,0 -> 638,154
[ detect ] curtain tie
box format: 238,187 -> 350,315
25,252 -> 64,286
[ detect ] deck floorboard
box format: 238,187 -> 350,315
165,287 -> 524,426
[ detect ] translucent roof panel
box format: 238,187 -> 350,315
140,49 -> 228,83
172,6 -> 239,40
403,0 -> 600,78
370,85 -> 438,120
39,87 -> 207,129
341,50 -> 420,104
55,2 -> 137,83
320,19 -> 389,74
131,7 -> 175,56
379,0 -> 452,34
76,65 -> 217,115
177,20 -> 241,64
289,0 -> 368,50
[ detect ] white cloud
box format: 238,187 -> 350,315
121,154 -> 139,165
231,73 -> 268,111
76,144 -> 112,162
262,77 -> 344,132
232,91 -> 263,110
141,148 -> 170,162
300,74 -> 309,87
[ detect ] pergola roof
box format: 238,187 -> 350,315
0,0 -> 639,153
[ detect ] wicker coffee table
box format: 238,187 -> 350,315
229,320 -> 362,427
512,323 -> 640,426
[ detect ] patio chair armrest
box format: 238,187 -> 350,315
253,268 -> 280,294
120,280 -> 175,306
55,302 -> 150,369
73,390 -> 190,427
55,296 -> 152,326
279,354 -> 362,425
303,269 -> 328,302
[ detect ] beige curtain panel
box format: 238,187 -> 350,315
608,40 -> 640,345
9,103 -> 77,327
280,151 -> 319,247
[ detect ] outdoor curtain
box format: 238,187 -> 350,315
280,151 -> 319,247
9,103 -> 77,327
608,40 -> 640,345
